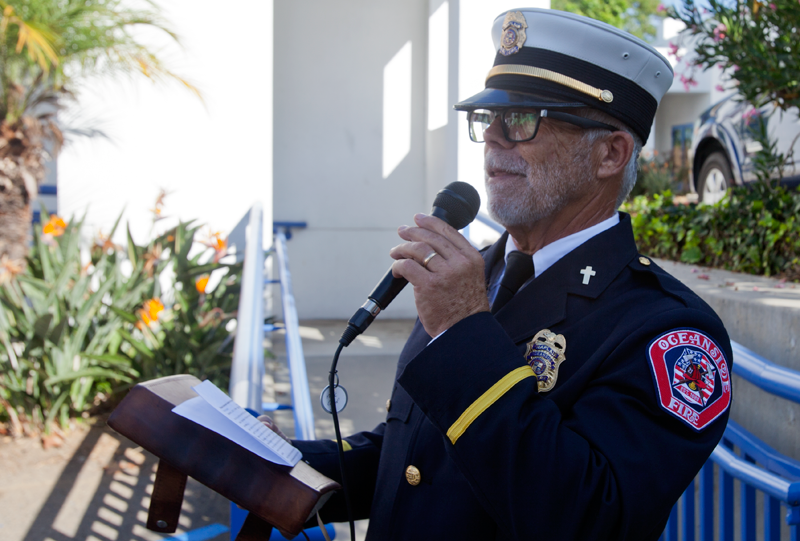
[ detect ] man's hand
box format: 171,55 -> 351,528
257,415 -> 291,443
390,213 -> 489,337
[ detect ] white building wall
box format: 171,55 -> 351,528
273,0 -> 429,320
58,0 -> 274,251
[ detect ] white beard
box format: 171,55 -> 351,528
484,143 -> 596,228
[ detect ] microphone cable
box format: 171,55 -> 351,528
328,342 -> 356,541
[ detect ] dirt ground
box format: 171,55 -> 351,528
0,419 -> 229,541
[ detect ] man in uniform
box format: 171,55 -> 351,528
287,8 -> 732,540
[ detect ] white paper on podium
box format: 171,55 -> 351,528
172,380 -> 301,467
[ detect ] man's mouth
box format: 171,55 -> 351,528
485,152 -> 529,180
487,166 -> 525,179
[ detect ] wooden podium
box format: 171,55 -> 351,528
107,375 -> 340,539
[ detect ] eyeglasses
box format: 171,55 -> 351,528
466,108 -> 618,143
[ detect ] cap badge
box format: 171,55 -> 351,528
500,11 -> 527,57
525,329 -> 567,392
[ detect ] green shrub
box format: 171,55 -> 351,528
0,208 -> 242,437
626,183 -> 800,280
630,155 -> 679,198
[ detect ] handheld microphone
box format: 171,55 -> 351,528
339,181 -> 481,346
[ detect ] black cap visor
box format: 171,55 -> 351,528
453,88 -> 583,111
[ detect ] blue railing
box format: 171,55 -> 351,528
474,212 -> 505,234
228,210 -> 333,540
660,341 -> 800,541
273,222 -> 315,441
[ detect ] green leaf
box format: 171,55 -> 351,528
43,391 -> 70,434
82,353 -> 135,368
117,328 -> 155,360
127,224 -> 140,268
680,246 -> 704,264
108,305 -> 139,324
33,314 -> 54,341
45,367 -> 134,385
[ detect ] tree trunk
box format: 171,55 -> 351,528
0,118 -> 49,265
0,157 -> 34,264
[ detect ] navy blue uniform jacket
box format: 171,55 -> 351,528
294,213 -> 732,540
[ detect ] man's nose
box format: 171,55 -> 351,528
483,117 -> 516,150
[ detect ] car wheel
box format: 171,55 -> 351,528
697,152 -> 732,204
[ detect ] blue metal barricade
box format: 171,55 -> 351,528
228,210 -> 333,540
660,342 -> 800,541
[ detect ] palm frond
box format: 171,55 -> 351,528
0,0 -> 200,123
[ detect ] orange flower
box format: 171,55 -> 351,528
203,231 -> 229,263
138,298 -> 165,328
195,275 -> 210,294
212,235 -> 226,252
43,215 -> 67,237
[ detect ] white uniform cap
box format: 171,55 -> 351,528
455,8 -> 674,143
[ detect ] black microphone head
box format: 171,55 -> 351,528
431,181 -> 481,230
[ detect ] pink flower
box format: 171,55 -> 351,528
713,23 -> 727,42
657,3 -> 666,12
732,64 -> 740,71
743,108 -> 760,121
715,84 -> 725,92
667,42 -> 680,58
769,3 -> 776,8
680,74 -> 698,92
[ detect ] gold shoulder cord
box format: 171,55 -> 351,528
486,64 -> 614,103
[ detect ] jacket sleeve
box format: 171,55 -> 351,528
397,310 -> 731,540
292,424 -> 385,522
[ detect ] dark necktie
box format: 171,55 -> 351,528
491,251 -> 535,314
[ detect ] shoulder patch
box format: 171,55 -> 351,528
647,329 -> 731,431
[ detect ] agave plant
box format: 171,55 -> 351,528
0,0 -> 197,269
118,220 -> 242,388
0,211 -> 143,436
0,204 -> 242,437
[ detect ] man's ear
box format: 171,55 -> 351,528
596,131 -> 634,180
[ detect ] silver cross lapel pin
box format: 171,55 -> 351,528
580,266 -> 596,285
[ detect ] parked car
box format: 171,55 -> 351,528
689,96 -> 800,204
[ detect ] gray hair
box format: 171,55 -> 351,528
572,109 -> 643,208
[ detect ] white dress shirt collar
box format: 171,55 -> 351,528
504,213 -> 620,277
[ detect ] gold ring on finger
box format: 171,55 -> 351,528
422,251 -> 439,270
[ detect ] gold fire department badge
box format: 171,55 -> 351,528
525,329 -> 567,392
500,11 -> 528,56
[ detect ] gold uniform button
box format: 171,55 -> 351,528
639,256 -> 651,266
405,465 -> 421,486
386,399 -> 391,412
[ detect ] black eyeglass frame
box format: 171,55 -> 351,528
466,108 -> 619,143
